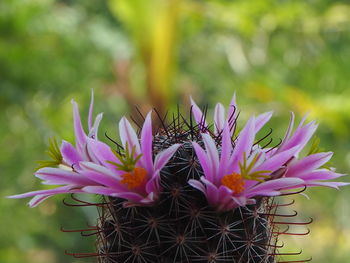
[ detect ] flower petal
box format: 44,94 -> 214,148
279,112 -> 295,150
202,133 -> 220,182
217,185 -> 234,210
154,144 -> 181,171
297,169 -> 346,181
7,185 -> 79,200
145,169 -> 161,193
86,138 -> 121,171
285,152 -> 333,177
200,177 -> 219,206
88,113 -> 103,139
140,192 -> 157,204
80,165 -> 125,190
28,195 -> 51,207
230,116 -> 256,170
60,140 -> 82,167
119,117 -> 141,154
141,111 -> 154,174
36,167 -> 96,186
71,100 -> 87,152
217,124 -> 232,183
80,161 -> 122,179
214,103 -> 225,135
192,141 -> 212,180
88,89 -> 94,130
231,196 -> 248,207
302,181 -> 349,189
255,111 -> 273,133
188,179 -> 206,193
112,191 -> 145,203
246,178 -> 304,198
190,96 -> 207,130
254,145 -> 300,173
279,118 -> 318,155
82,185 -> 118,196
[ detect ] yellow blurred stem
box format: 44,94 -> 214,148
109,0 -> 182,116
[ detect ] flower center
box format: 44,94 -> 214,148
221,173 -> 245,194
121,167 -> 147,189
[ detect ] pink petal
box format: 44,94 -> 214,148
302,181 -> 349,189
202,133 -> 219,182
279,119 -> 318,155
246,178 -> 304,198
217,185 -> 234,211
230,116 -> 256,170
7,185 -> 79,199
231,196 -> 248,207
190,96 -> 207,130
286,152 -> 333,177
83,186 -> 148,204
192,142 -> 212,181
188,179 -> 206,193
88,113 -> 103,139
28,195 -> 51,207
113,191 -> 145,203
86,138 -> 120,171
254,145 -> 300,173
141,111 -> 154,174
119,117 -> 141,154
88,89 -> 94,130
278,112 -> 295,151
80,168 -> 125,191
140,192 -> 157,204
214,103 -> 225,135
27,187 -> 85,207
80,162 -> 122,179
250,190 -> 282,196
145,170 -> 161,193
297,170 -> 346,181
154,144 -> 181,171
201,177 -> 219,206
36,167 -> 96,186
255,111 -> 273,133
60,140 -> 82,166
71,100 -> 87,153
82,143 -> 100,164
82,185 -> 118,196
217,124 -> 232,183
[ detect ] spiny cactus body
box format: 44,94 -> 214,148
10,93 -> 347,263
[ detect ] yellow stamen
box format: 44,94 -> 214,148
121,167 -> 147,189
221,173 -> 245,194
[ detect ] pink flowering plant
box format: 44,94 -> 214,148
189,97 -> 347,211
8,92 -> 348,262
9,94 -> 180,207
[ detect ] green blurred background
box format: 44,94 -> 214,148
1,0 -> 350,262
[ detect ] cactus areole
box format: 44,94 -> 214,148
9,92 -> 348,262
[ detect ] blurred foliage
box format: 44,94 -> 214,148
1,0 -> 350,262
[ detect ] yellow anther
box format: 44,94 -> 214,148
221,173 -> 245,194
121,167 -> 147,189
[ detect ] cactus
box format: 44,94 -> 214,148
66,111 -> 311,263
9,93 -> 347,262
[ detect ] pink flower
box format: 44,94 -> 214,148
8,92 -> 103,207
9,107 -> 180,207
189,120 -> 304,211
9,93 -> 347,210
190,94 -> 273,136
275,112 -> 347,189
189,112 -> 348,211
80,111 -> 180,205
